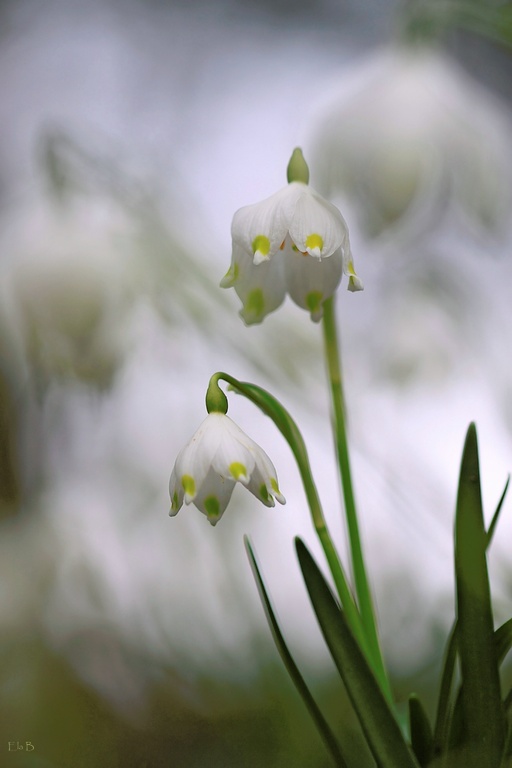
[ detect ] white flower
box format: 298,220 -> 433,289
169,412 -> 285,526
221,181 -> 362,324
312,45 -> 512,239
0,201 -> 134,387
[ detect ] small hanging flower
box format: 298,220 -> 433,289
221,148 -> 362,325
169,412 -> 285,526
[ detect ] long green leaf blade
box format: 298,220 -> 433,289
433,623 -> 458,757
486,475 -> 510,548
454,422 -> 505,765
495,618 -> 512,666
295,537 -> 419,768
244,536 -> 350,768
408,694 -> 434,767
433,474 -> 510,756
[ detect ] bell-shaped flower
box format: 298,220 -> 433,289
169,412 -> 285,526
311,45 -> 512,239
221,152 -> 362,324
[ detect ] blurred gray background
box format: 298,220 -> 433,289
1,0 -> 512,765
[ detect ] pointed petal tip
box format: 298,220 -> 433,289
253,251 -> 270,266
347,275 -> 364,292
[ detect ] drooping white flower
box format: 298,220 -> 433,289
169,412 -> 285,526
0,200 -> 135,388
221,155 -> 362,324
312,45 -> 512,239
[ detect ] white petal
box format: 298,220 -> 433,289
210,416 -> 256,482
288,186 -> 348,258
173,414 -> 223,502
283,242 -> 343,322
340,233 -> 364,292
222,243 -> 286,325
246,446 -> 286,507
168,466 -> 184,515
192,467 -> 236,526
231,184 -> 302,262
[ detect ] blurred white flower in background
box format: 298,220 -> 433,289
312,44 -> 512,240
0,199 -> 136,388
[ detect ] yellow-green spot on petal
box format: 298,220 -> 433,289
260,484 -> 271,502
306,291 -> 323,314
252,235 -> 271,258
270,477 -> 280,494
305,233 -> 324,255
171,490 -> 179,511
204,496 -> 221,522
220,262 -> 239,288
181,474 -> 196,497
229,461 -> 248,480
348,274 -> 364,292
245,288 -> 265,318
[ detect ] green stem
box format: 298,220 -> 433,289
321,296 -> 392,703
211,372 -> 368,654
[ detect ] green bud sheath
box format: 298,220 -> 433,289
287,147 -> 310,185
205,375 -> 228,414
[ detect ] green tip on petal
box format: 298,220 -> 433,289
347,275 -> 364,292
287,147 -> 310,185
270,477 -> 286,503
347,260 -> 364,292
181,474 -> 196,499
229,461 -> 248,481
220,263 -> 239,288
259,484 -> 275,506
306,291 -> 323,314
204,496 -> 221,525
170,490 -> 180,512
241,288 -> 265,324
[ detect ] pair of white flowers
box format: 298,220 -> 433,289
170,152 -> 360,524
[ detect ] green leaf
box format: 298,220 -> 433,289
433,475 -> 510,756
486,475 -> 510,549
244,536 -> 350,768
500,722 -> 512,767
495,619 -> 512,667
454,423 -> 505,765
408,695 -> 434,767
295,537 -> 419,768
437,619 -> 512,761
433,624 -> 458,757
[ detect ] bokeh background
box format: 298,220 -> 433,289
1,0 -> 512,765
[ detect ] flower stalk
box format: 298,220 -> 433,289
322,296 -> 392,703
212,371 -> 368,655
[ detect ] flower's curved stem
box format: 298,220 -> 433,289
209,371 -> 368,656
321,296 -> 393,703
